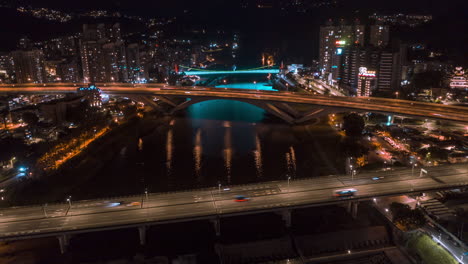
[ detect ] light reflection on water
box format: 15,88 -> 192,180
147,82 -> 307,188
285,146 -> 297,177
223,123 -> 233,183
166,128 -> 173,176
193,128 -> 202,180
253,133 -> 263,178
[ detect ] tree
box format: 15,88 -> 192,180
340,138 -> 369,158
426,146 -> 449,161
22,112 -> 38,126
412,71 -> 445,90
66,101 -> 88,124
343,113 -> 365,138
0,109 -> 7,129
390,202 -> 427,231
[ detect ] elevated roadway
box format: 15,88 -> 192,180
0,84 -> 467,123
0,164 -> 467,250
180,68 -> 280,75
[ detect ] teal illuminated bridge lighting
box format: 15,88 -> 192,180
181,69 -> 280,75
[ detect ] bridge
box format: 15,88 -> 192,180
0,84 -> 467,124
0,164 -> 467,253
180,68 -> 280,76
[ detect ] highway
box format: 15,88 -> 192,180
0,84 -> 466,123
0,164 -> 467,241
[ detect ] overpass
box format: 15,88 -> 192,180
0,84 -> 467,124
0,164 -> 467,253
180,68 -> 280,76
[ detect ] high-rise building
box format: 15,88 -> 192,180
341,46 -> 380,90
319,20 -> 365,84
57,60 -> 80,83
377,51 -> 400,92
0,53 -> 14,83
369,24 -> 390,48
357,67 -> 377,96
11,49 -> 46,83
126,43 -> 147,83
80,23 -> 127,83
18,37 -> 33,50
80,40 -> 105,83
102,42 -> 128,82
449,67 -> 468,90
42,36 -> 80,60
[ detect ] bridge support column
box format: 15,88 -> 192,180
351,201 -> 359,219
57,234 -> 71,254
278,210 -> 292,228
211,218 -> 221,236
346,201 -> 352,214
138,226 -> 147,245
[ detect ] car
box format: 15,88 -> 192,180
334,188 -> 357,197
372,176 -> 384,181
235,195 -> 250,202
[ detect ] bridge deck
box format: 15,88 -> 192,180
180,69 -> 280,75
0,85 -> 466,123
0,164 -> 467,241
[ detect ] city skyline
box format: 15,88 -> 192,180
0,1 -> 467,263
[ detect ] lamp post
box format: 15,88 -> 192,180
42,203 -> 48,218
411,162 -> 417,177
66,196 -> 72,216
145,189 -> 148,201
287,175 -> 291,193
67,196 -> 72,207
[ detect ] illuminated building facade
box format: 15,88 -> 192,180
77,85 -> 102,108
11,49 -> 46,83
449,67 -> 468,90
319,19 -> 365,84
369,24 -> 390,47
80,23 -> 128,83
357,67 -> 376,97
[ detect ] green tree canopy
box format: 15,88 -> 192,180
340,138 -> 369,158
22,112 -> 39,126
390,202 -> 427,231
343,113 -> 365,138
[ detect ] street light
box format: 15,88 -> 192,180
287,175 -> 291,193
411,162 -> 417,177
42,203 -> 48,217
67,196 -> 72,207
145,189 -> 148,201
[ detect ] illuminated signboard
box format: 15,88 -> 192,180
358,67 -> 376,77
335,40 -> 346,46
336,48 -> 343,55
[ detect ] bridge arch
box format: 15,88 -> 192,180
153,96 -> 330,124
